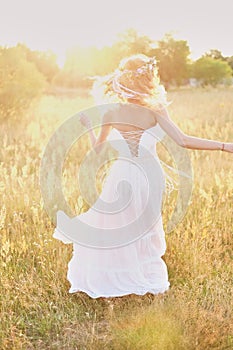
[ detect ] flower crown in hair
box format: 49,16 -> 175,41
135,56 -> 157,74
112,56 -> 157,99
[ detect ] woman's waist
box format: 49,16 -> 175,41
116,151 -> 159,161
114,154 -> 162,168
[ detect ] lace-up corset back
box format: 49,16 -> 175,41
107,123 -> 166,159
118,129 -> 145,157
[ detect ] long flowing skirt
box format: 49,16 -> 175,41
53,156 -> 170,298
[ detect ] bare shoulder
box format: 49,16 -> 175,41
152,104 -> 170,121
102,110 -> 114,126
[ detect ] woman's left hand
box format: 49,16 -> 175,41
79,113 -> 92,129
223,142 -> 233,153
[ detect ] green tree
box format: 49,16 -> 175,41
226,56 -> 233,75
0,46 -> 47,122
150,33 -> 191,87
53,29 -> 154,88
204,49 -> 225,61
192,56 -> 232,86
115,28 -> 153,57
17,43 -> 60,83
203,49 -> 233,77
53,46 -> 105,88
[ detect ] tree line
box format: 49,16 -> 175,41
0,29 -> 232,121
53,30 -> 233,89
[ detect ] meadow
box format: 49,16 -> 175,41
0,88 -> 233,349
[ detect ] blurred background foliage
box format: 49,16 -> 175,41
0,28 -> 232,124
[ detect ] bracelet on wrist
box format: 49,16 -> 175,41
221,143 -> 225,151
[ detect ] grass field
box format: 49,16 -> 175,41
1,88 -> 233,349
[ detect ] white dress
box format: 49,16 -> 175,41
53,124 -> 170,298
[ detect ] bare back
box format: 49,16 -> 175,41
102,103 -> 158,157
106,103 -> 157,132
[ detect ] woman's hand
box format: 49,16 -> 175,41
79,113 -> 92,129
223,143 -> 233,153
79,113 -> 97,148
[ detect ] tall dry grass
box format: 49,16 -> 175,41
0,88 -> 233,349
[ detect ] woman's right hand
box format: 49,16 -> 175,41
223,143 -> 233,153
79,113 -> 92,129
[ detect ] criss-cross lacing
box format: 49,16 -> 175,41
119,129 -> 145,157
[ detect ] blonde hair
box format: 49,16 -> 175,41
90,53 -> 169,109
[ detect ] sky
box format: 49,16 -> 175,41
0,0 -> 232,67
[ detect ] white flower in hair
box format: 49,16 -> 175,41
136,56 -> 157,74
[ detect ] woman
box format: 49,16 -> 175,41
54,54 -> 233,299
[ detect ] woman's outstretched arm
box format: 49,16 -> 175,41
154,106 -> 233,153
